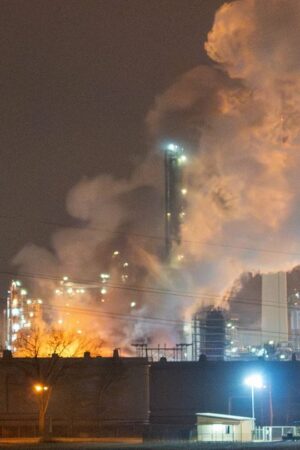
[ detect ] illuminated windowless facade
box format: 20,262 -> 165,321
261,272 -> 288,344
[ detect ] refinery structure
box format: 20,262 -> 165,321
4,280 -> 43,351
3,272 -> 300,362
164,143 -> 187,261
2,143 -> 300,362
4,0 -> 300,439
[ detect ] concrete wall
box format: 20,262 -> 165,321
150,359 -> 300,429
0,354 -> 149,437
2,355 -> 300,438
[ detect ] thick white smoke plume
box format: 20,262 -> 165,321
14,169 -> 169,353
14,0 -> 300,351
148,0 -> 300,303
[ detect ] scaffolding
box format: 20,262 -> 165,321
191,308 -> 228,361
132,343 -> 191,362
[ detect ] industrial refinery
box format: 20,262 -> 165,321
3,141 -> 300,361
4,271 -> 300,363
4,280 -> 43,351
3,0 -> 300,446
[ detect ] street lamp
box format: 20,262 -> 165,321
244,374 -> 263,426
33,383 -> 50,440
34,384 -> 49,393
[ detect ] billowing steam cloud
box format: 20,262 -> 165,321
14,170 -> 168,353
148,0 -> 300,299
14,0 -> 300,351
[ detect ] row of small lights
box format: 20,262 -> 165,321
54,247 -> 135,307
10,281 -> 44,340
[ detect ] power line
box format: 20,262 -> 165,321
13,301 -> 295,339
2,268 -> 300,312
42,303 -> 184,326
0,268 -> 280,306
1,213 -> 300,257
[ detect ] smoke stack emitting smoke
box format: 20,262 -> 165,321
13,0 -> 300,352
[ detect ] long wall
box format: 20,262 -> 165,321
150,359 -> 300,430
0,354 -> 149,437
1,355 -> 300,437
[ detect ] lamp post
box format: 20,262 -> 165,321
33,383 -> 50,441
244,374 -> 263,428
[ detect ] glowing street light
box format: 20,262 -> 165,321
244,374 -> 264,426
34,384 -> 49,393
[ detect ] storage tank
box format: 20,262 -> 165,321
204,309 -> 225,361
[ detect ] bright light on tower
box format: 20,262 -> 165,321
244,374 -> 263,389
100,273 -> 110,280
244,373 -> 264,427
164,140 -> 186,261
166,143 -> 178,152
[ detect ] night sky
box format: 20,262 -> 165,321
0,0 -> 225,291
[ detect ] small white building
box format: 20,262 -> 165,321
196,413 -> 254,442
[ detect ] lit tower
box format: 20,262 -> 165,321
164,143 -> 186,261
261,272 -> 288,345
204,308 -> 226,361
288,290 -> 300,352
5,280 -> 43,351
6,280 -> 26,349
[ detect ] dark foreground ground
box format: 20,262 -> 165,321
1,439 -> 300,450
